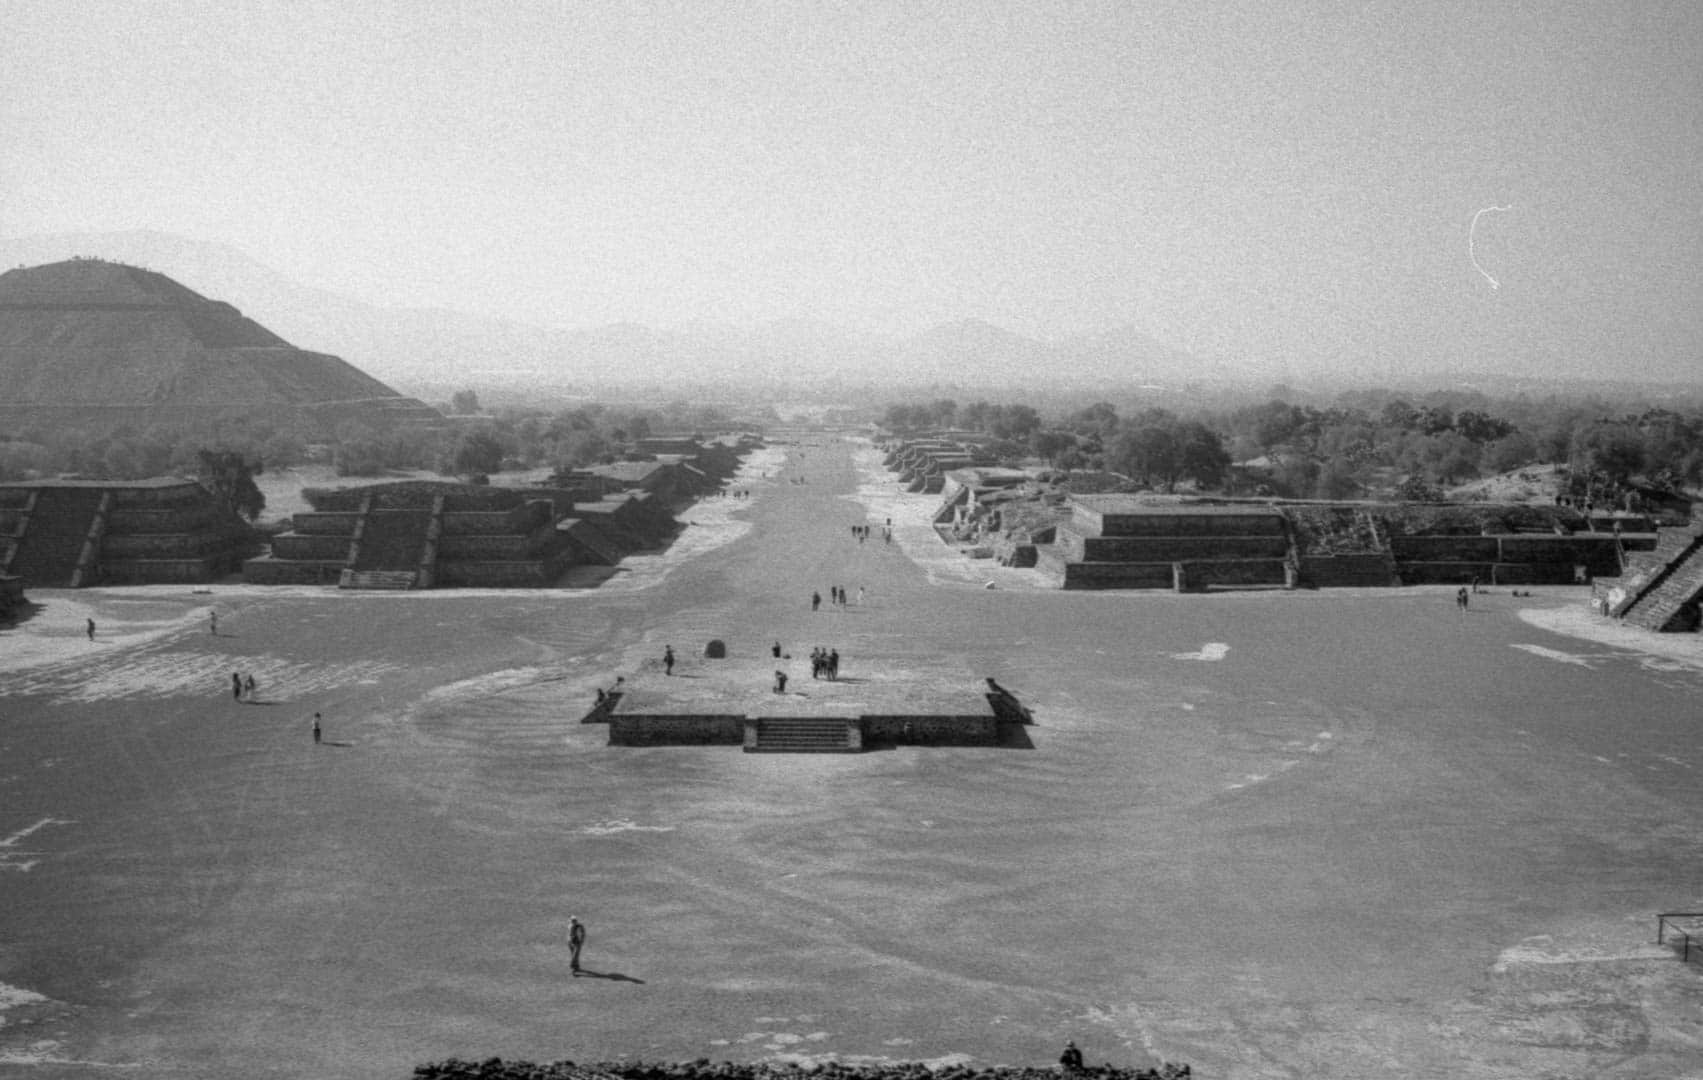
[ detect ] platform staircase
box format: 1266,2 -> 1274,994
5,487 -> 107,586
745,717 -> 860,753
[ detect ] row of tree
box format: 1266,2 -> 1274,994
884,393 -> 1703,501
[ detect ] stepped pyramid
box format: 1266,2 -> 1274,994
0,259 -> 440,433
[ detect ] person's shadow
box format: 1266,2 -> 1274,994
574,968 -> 645,984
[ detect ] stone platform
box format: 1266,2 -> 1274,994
584,658 -> 1025,751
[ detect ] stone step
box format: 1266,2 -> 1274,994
747,717 -> 858,753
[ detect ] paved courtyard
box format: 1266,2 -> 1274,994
2,436 -> 1701,1079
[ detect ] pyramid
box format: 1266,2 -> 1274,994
0,259 -> 440,432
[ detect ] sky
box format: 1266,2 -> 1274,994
4,0 -> 1701,380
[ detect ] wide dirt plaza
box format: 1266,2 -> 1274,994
3,435 -> 1701,1079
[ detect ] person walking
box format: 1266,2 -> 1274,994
663,645 -> 675,675
812,591 -> 821,612
209,610 -> 218,636
568,915 -> 586,975
243,673 -> 258,701
231,672 -> 243,701
86,618 -> 95,642
771,641 -> 782,658
312,713 -> 322,744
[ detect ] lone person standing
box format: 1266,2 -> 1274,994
1059,1041 -> 1084,1072
209,610 -> 218,636
568,915 -> 586,975
663,645 -> 675,675
312,713 -> 322,744
86,618 -> 96,642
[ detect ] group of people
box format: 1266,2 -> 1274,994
229,671 -> 259,702
850,522 -> 894,544
809,646 -> 842,680
812,585 -> 863,609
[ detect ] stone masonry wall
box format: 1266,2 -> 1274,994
609,714 -> 746,746
862,714 -> 998,745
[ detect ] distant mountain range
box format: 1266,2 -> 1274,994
0,230 -> 1204,392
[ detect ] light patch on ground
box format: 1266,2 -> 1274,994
0,596 -> 206,673
1493,933 -> 1674,972
1170,643 -> 1229,661
421,667 -> 557,702
578,820 -> 676,836
1520,605 -> 1703,672
0,982 -> 47,1017
0,818 -> 73,873
0,649 -> 402,703
595,447 -> 786,592
1509,643 -> 1595,667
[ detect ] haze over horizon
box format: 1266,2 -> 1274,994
5,2 -> 1700,382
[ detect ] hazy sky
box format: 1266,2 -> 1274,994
5,1 -> 1700,379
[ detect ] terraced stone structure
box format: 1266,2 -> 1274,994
0,478 -> 255,586
0,258 -> 439,436
246,481 -> 589,588
987,490 -> 1638,592
1039,496 -> 1290,589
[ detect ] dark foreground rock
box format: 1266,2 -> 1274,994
413,1061 -> 1191,1080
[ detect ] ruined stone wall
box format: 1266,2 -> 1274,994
290,512 -> 360,535
608,714 -> 746,746
861,714 -> 998,745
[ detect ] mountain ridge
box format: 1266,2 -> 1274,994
0,230 -> 1206,390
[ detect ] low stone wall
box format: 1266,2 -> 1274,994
441,504 -> 544,535
290,512 -> 360,536
100,557 -> 227,584
609,714 -> 746,746
862,714 -> 998,745
434,560 -> 560,587
1178,558 -> 1287,588
437,533 -> 541,559
1079,507 -> 1285,537
1065,531 -> 1289,562
271,533 -> 350,560
104,483 -> 207,508
100,532 -> 230,558
1046,557 -> 1176,590
106,507 -> 221,532
1299,553 -> 1397,587
242,557 -> 344,585
1389,536 -> 1502,561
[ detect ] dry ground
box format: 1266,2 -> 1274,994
2,437 -> 1702,1079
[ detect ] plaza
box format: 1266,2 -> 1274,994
2,436 -> 1700,1079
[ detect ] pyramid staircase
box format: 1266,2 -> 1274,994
1601,523 -> 1703,631
745,717 -> 860,753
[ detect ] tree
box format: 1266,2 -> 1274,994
1174,421 -> 1231,489
1029,429 -> 1077,468
196,449 -> 265,522
450,429 -> 505,477
1110,425 -> 1178,487
450,389 -> 481,416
